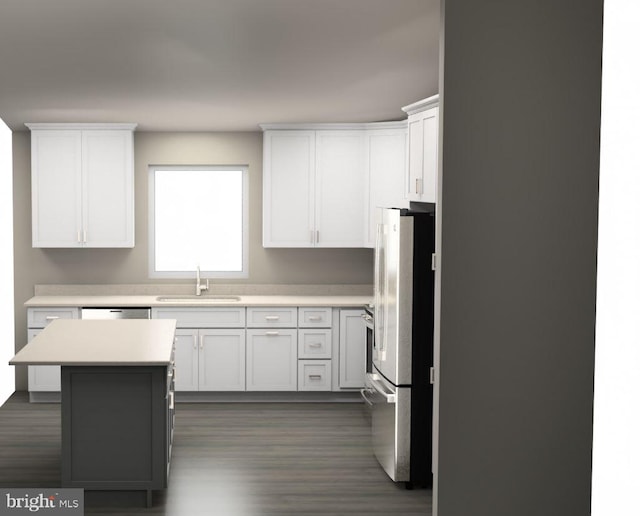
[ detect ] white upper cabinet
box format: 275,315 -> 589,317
314,131 -> 366,247
365,125 -> 409,247
262,128 -> 366,248
262,130 -> 316,247
262,123 -> 407,249
402,95 -> 439,203
27,123 -> 136,248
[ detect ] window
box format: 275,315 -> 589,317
149,165 -> 248,278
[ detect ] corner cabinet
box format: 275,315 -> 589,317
402,95 -> 439,203
26,123 -> 137,248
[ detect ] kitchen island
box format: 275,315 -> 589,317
10,319 -> 177,507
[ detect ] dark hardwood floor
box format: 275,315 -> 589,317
0,393 -> 432,515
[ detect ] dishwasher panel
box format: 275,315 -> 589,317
81,308 -> 151,319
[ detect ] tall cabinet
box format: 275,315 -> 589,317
26,123 -> 136,248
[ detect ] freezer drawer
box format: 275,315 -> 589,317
362,372 -> 411,482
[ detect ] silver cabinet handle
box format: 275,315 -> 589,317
265,331 -> 279,336
316,230 -> 319,243
83,229 -> 87,243
264,316 -> 280,321
308,343 -> 322,348
309,374 -> 322,380
77,230 -> 81,243
169,391 -> 174,410
193,335 -> 197,350
45,316 -> 60,321
200,335 -> 204,349
307,316 -> 322,322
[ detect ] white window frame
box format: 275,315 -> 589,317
148,165 -> 249,279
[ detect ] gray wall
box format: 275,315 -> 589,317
436,1 -> 602,516
12,131 -> 373,389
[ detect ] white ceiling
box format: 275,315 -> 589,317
0,0 -> 439,132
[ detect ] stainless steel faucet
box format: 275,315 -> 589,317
195,266 -> 209,296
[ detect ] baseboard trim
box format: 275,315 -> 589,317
29,391 -> 61,403
174,391 -> 363,403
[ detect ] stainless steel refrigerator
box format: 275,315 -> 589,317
362,207 -> 434,487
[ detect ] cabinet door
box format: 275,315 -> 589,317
366,128 -> 408,247
246,330 -> 297,391
31,130 -> 83,247
315,131 -> 366,247
407,107 -> 438,203
339,309 -> 366,388
198,330 -> 246,391
82,130 -> 134,247
27,329 -> 61,392
174,330 -> 199,391
263,131 -> 315,247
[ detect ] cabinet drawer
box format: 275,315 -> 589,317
27,307 -> 80,328
298,360 -> 332,391
152,307 -> 245,328
298,307 -> 332,328
246,307 -> 297,328
298,329 -> 332,359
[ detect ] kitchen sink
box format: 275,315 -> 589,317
156,295 -> 242,303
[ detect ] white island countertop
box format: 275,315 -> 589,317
10,319 -> 177,366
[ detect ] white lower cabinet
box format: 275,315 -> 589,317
173,330 -> 199,391
199,330 -> 246,391
153,307 -> 247,392
173,329 -> 247,392
298,360 -> 332,391
246,329 -> 297,391
27,307 -> 80,395
27,329 -> 61,392
339,309 -> 366,389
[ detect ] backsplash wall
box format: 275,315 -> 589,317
12,131 -> 373,389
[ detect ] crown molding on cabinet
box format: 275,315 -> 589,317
259,121 -> 407,131
401,94 -> 439,116
25,123 -> 138,131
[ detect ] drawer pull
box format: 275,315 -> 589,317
265,331 -> 280,336
264,316 -> 280,321
309,374 -> 323,380
309,343 -> 323,348
45,316 -> 60,321
308,316 -> 322,321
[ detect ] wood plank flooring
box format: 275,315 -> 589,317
0,393 -> 432,515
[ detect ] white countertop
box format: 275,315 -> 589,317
24,294 -> 372,308
10,319 -> 177,366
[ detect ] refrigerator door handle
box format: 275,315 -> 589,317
374,221 -> 386,353
360,388 -> 375,406
369,376 -> 396,403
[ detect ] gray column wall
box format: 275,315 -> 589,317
436,2 -> 602,515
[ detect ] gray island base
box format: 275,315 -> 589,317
10,320 -> 177,508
